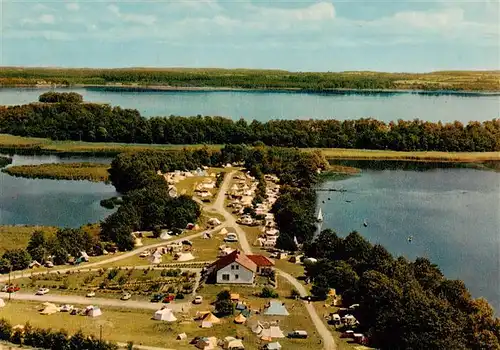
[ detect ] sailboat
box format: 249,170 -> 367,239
317,208 -> 323,222
408,235 -> 413,243
363,219 -> 368,227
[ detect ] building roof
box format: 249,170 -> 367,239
213,250 -> 257,273
247,255 -> 275,267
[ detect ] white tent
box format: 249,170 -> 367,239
265,342 -> 282,350
201,321 -> 213,328
160,231 -> 172,240
252,322 -> 264,334
0,298 -> 5,308
196,337 -> 218,350
86,306 -> 102,317
208,218 -> 221,226
149,252 -> 162,264
176,252 -> 195,262
40,303 -> 59,315
219,228 -> 228,235
177,333 -> 187,340
224,337 -> 244,350
154,308 -> 177,322
260,326 -> 285,339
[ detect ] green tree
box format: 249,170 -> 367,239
215,290 -> 233,316
2,249 -> 31,271
27,230 -> 48,262
0,318 -> 12,341
0,258 -> 12,274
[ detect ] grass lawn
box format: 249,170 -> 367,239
0,225 -> 58,254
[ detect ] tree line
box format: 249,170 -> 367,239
0,156 -> 12,168
0,93 -> 499,151
0,227 -> 108,274
303,229 -> 500,349
1,67 -> 499,91
0,319 -> 118,350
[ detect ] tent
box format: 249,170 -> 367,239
149,252 -> 162,264
252,322 -> 264,334
176,252 -> 195,262
177,333 -> 187,340
219,228 -> 228,235
264,300 -> 289,316
201,321 -> 213,328
202,312 -> 220,324
265,342 -> 282,350
234,313 -> 246,324
160,231 -> 172,240
134,238 -> 143,247
260,326 -> 285,339
208,218 -> 221,226
0,298 -> 5,308
224,337 -> 244,350
230,293 -> 240,301
154,308 -> 177,322
195,311 -> 211,320
40,303 -> 59,315
86,305 -> 102,317
235,302 -> 246,311
196,337 -> 218,350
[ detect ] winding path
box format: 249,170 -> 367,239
212,171 -> 336,350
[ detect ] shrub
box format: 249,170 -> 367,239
290,289 -> 301,299
260,286 -> 279,298
107,268 -> 119,280
0,318 -> 12,341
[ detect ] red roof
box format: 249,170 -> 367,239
213,250 -> 257,272
247,255 -> 275,267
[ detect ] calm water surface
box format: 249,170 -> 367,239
318,165 -> 500,312
0,155 -> 116,228
1,87 -> 498,122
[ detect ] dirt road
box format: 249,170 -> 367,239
0,292 -> 190,312
212,171 -> 337,350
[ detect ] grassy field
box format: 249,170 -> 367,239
1,134 -> 498,162
1,67 -> 499,91
1,276 -> 324,349
2,163 -> 110,182
315,148 -> 500,162
0,225 -> 58,254
0,134 -> 219,156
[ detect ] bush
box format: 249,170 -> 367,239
260,286 -> 279,298
290,289 -> 301,299
107,268 -> 119,280
0,318 -> 12,341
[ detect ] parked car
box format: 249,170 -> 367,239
182,240 -> 193,246
193,296 -> 203,304
121,292 -> 132,300
44,261 -> 54,268
224,233 -> 238,242
36,288 -> 50,295
288,330 -> 308,339
163,294 -> 175,303
151,293 -> 164,303
6,286 -> 20,293
60,304 -> 74,312
70,308 -> 80,316
86,291 -> 96,298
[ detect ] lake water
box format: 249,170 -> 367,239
1,87 -> 499,123
318,164 -> 500,312
0,155 -> 117,228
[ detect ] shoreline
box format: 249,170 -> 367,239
2,84 -> 500,95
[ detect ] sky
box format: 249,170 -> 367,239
0,0 -> 499,72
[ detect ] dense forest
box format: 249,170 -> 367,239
1,94 -> 499,152
1,67 -> 499,91
304,229 -> 500,349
